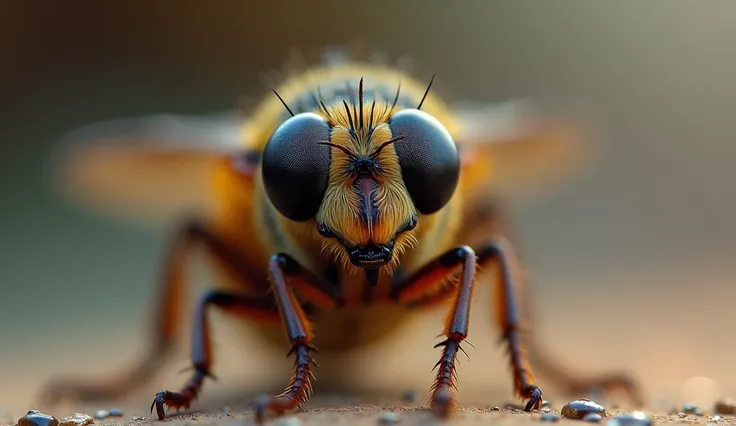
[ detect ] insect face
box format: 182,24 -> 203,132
261,80 -> 460,285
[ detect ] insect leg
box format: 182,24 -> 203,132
459,201 -> 644,405
391,239 -> 544,417
391,245 -> 519,417
482,237 -> 644,407
151,290 -> 279,419
252,253 -> 342,423
39,220 -> 273,405
477,237 -> 543,411
516,280 -> 645,405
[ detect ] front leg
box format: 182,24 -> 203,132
252,253 -> 344,423
390,240 -> 543,417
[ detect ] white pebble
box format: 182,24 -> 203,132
378,411 -> 400,424
275,416 -> 302,426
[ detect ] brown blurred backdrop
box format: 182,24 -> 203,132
1,0 -> 735,416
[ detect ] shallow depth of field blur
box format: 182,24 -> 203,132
1,0 -> 735,417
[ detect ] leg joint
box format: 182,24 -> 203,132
196,289 -> 243,309
197,289 -> 227,306
270,253 -> 301,276
475,237 -> 514,264
180,219 -> 208,239
195,289 -> 275,312
438,245 -> 476,267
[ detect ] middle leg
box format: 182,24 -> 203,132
390,240 -> 543,417
457,200 -> 644,406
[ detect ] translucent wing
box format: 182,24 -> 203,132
453,98 -> 600,204
48,111 -> 249,226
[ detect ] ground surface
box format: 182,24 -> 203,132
4,395 -> 735,426
3,287 -> 735,426
3,387 -> 734,426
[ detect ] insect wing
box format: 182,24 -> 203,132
48,111 -> 250,225
453,98 -> 599,204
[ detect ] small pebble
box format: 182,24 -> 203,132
582,413 -> 603,423
402,390 -> 418,403
274,416 -> 301,426
677,413 -> 687,418
18,411 -> 59,426
542,408 -> 552,413
130,417 -> 146,421
490,406 -> 500,411
542,400 -> 551,408
715,398 -> 736,415
584,413 -> 603,423
107,409 -> 122,418
682,403 -> 698,414
711,416 -> 722,422
540,412 -> 561,422
59,414 -> 94,426
605,411 -> 652,426
561,399 -> 606,420
694,408 -> 704,416
378,411 -> 399,424
504,403 -> 525,411
93,412 -> 108,421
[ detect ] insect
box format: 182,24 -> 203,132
40,49 -> 642,422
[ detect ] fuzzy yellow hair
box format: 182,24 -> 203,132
314,80 -> 418,274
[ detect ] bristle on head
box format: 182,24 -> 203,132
318,77 -> 403,147
417,73 -> 436,110
271,87 -> 295,117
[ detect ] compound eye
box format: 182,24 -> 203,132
261,112 -> 331,221
389,109 -> 460,215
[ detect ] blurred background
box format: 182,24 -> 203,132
1,0 -> 735,418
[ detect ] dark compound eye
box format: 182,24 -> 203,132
261,112 -> 332,221
388,109 -> 460,215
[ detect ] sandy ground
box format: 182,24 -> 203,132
3,284 -> 736,426
3,337 -> 735,426
4,391 -> 736,426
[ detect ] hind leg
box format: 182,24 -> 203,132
149,289 -> 280,419
457,200 -> 644,406
40,220 -> 275,405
